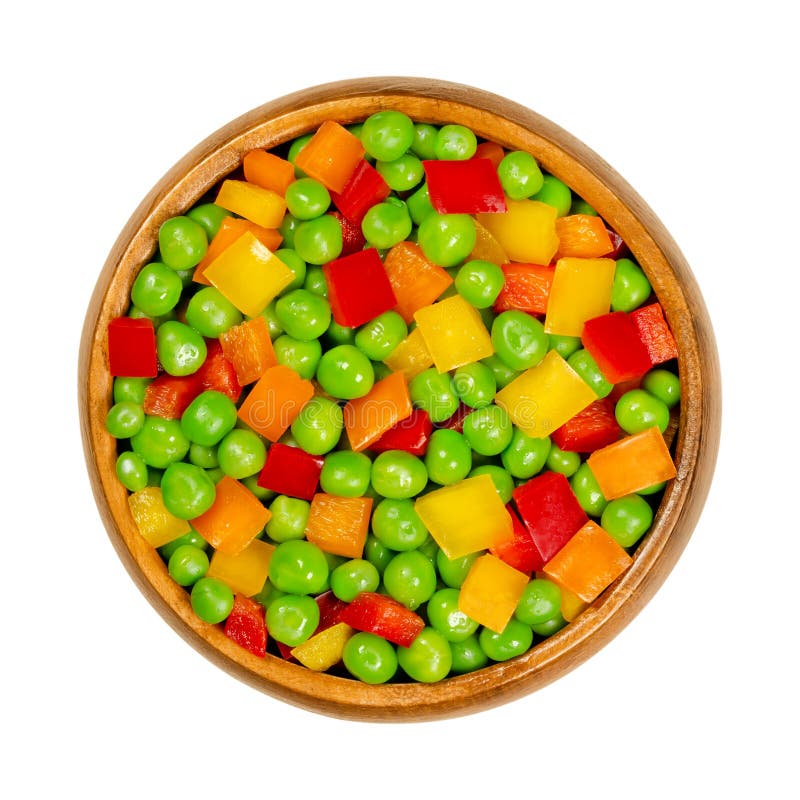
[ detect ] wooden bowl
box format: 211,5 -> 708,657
79,77 -> 721,721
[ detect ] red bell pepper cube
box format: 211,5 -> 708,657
330,211 -> 366,256
370,408 -> 433,456
331,160 -> 390,225
605,227 -> 628,260
339,592 -> 424,647
513,471 -> 588,563
493,263 -> 555,315
490,505 -> 545,573
423,158 -> 507,214
257,442 -> 324,501
582,311 -> 652,383
436,402 -> 471,434
551,398 -> 622,453
107,317 -> 158,377
323,248 -> 397,328
224,595 -> 267,658
276,641 -> 295,660
143,374 -> 202,419
196,340 -> 242,403
315,590 -> 349,633
629,302 -> 678,366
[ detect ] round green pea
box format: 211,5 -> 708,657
570,198 -> 598,216
371,498 -> 429,551
189,444 -> 219,470
320,451 -> 372,497
568,349 -> 613,398
362,199 -> 412,249
548,334 -> 582,359
638,481 -> 667,496
131,262 -> 183,317
454,260 -> 505,308
570,463 -> 608,516
216,428 -> 266,478
449,634 -> 489,674
287,134 -> 312,176
427,588 -> 478,642
279,212 -> 301,248
376,153 -> 424,192
515,579 -> 562,625
293,215 -> 343,265
325,320 -> 356,347
612,258 -> 652,312
158,528 -> 209,562
397,627 -> 452,682
291,396 -> 343,455
266,594 -> 320,646
303,264 -> 328,297
285,178 -> 331,220
316,344 -> 374,400
480,618 -> 533,661
190,577 -> 234,624
251,578 -> 285,609
469,464 -> 514,504
131,416 -> 190,468
275,289 -> 331,341
501,428 -> 551,479
481,355 -> 520,389
266,495 -> 310,542
105,401 -> 144,439
417,213 -> 477,267
453,362 -> 496,409
360,110 -> 414,161
113,377 -> 150,405
531,613 -> 567,637
331,559 -> 380,602
160,462 -> 216,519
354,311 -> 408,361
409,369 -> 458,423
497,150 -> 544,199
615,389 -> 670,434
156,321 -> 207,376
168,544 -> 209,586
371,451 -> 428,499
462,405 -> 513,456
491,311 -> 549,371
273,335 -> 322,380
256,301 -> 284,339
269,539 -> 329,595
274,248 -> 307,291
531,174 -> 572,217
115,451 -> 149,492
411,123 -> 438,160
364,533 -> 395,575
185,287 -> 242,337
436,550 -> 479,589
407,182 -> 435,225
601,495 -> 654,548
642,369 -> 681,408
186,203 -> 230,239
343,632 -> 398,684
181,391 -> 238,447
425,429 -> 472,485
158,216 -> 208,270
546,442 -> 581,477
434,124 -> 477,160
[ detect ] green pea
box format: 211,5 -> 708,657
548,334 -> 582,359
497,151 -> 544,200
160,462 -> 216,519
615,389 -> 670,434
515,579 -> 562,625
331,559 -> 380,602
115,451 -> 149,492
425,429 -> 472,486
168,544 -> 209,586
217,428 -> 266,479
398,627 -> 452,682
186,203 -> 230,239
279,212 -> 302,248
406,182 -> 436,225
501,428 -> 551,479
570,198 -> 598,216
360,110 -> 414,161
251,578 -> 285,608
531,174 -> 572,217
181,391 -> 238,447
411,123 -> 438,160
285,177 -> 331,220
436,550 -> 479,589
269,539 -> 329,595
570,463 -> 608,516
362,199 -> 412,249
427,588 -> 478,642
364,533 -> 394,575
105,401 -> 144,439
185,287 -> 242,337
453,362 -> 496,409
158,216 -> 208,270
417,213 -> 476,267
371,451 -> 428,499
354,311 -> 408,361
242,473 -> 275,504
642,369 -> 681,408
324,320 -> 356,348
158,528 -> 209,562
205,467 -> 225,484
113,377 -> 150,405
254,301 -> 284,339
469,464 -> 514,505
449,634 -> 489,674
266,594 -> 320,646
189,443 -> 218,469
266,495 -> 310,542
601,495 -> 654,548
531,612 -> 567,637
131,416 -> 190,469
371,498 -> 429,551
417,535 -> 439,564
638,481 -> 667,496
568,349 -> 613,398
546,442 -> 581,477
316,344 -> 374,400
320,451 -> 372,497
463,405 -> 513,456
454,259 -> 505,309
376,153 -> 424,192
611,258 -> 652,312
409,368 -> 458,423
481,355 -> 520,390
291,396 -> 343,455
190,577 -> 234,624
146,468 -> 164,487
293,215 -> 343,265
131,262 -> 183,317
480,618 -> 533,661
303,264 -> 328,297
434,124 -> 477,160
156,321 -> 207,376
491,311 -> 549,371
271,248 -> 306,293
275,289 -> 331,341
343,631 -> 398,684
273,334 -> 322,380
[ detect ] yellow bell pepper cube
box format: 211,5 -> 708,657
469,218 -> 508,266
128,486 -> 190,547
383,327 -> 434,380
414,474 -> 513,559
459,554 -> 530,633
291,622 -> 355,671
495,350 -> 596,438
204,231 -> 295,317
544,257 -> 616,336
206,538 -> 276,597
477,200 -> 559,265
414,295 -> 494,373
214,179 -> 286,228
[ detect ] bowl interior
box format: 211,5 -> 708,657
79,77 -> 720,721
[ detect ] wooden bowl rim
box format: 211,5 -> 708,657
79,77 -> 721,722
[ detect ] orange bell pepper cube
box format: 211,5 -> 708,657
630,302 -> 679,366
128,487 -> 190,547
383,328 -> 434,381
193,217 -> 282,285
243,149 -> 296,196
383,241 -> 453,324
544,520 -> 632,604
207,538 -> 276,597
473,141 -> 505,168
554,214 -> 614,259
237,365 -> 314,441
294,120 -> 365,193
191,476 -> 271,556
305,494 -> 373,559
493,263 -> 554,315
459,554 -> 530,634
586,426 -> 677,500
214,180 -> 287,229
343,371 -> 412,452
219,316 -> 277,385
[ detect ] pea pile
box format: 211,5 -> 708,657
106,109 -> 680,685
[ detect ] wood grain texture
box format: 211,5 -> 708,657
78,77 -> 721,722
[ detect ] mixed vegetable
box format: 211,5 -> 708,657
105,109 -> 679,684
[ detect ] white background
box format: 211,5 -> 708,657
3,1 -> 798,797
